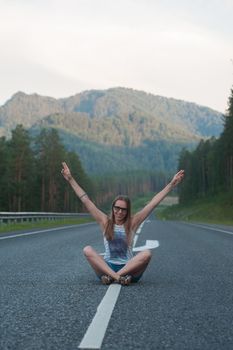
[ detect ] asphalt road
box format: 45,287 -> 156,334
0,219 -> 233,350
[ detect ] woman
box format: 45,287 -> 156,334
61,162 -> 184,286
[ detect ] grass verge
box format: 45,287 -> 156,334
157,193 -> 233,226
0,217 -> 94,234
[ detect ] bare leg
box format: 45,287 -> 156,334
118,250 -> 152,277
83,246 -> 120,282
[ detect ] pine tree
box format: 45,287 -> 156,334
7,125 -> 35,211
219,87 -> 233,190
63,151 -> 94,212
0,137 -> 8,210
35,128 -> 66,211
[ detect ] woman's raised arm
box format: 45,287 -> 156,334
131,170 -> 185,231
61,162 -> 108,230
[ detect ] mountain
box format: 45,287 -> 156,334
0,87 -> 224,175
0,91 -> 64,137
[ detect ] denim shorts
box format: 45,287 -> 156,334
105,261 -> 143,283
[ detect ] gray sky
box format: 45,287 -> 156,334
0,0 -> 233,112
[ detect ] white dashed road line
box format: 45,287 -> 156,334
78,284 -> 121,349
79,221 -> 149,349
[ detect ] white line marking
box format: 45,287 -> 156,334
133,240 -> 159,252
79,220 -> 149,349
79,284 -> 121,349
133,234 -> 139,247
133,222 -> 144,246
184,223 -> 233,236
0,223 -> 95,240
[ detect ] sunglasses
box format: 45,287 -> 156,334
113,205 -> 128,213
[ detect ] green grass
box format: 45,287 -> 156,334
132,193 -> 178,213
0,217 -> 94,234
157,192 -> 233,226
131,193 -> 155,212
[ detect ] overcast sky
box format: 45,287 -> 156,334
0,0 -> 233,112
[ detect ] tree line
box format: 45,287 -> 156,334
0,125 -> 170,212
94,170 -> 169,210
0,126 -> 93,212
178,87 -> 233,204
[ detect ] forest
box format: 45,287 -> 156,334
0,126 -> 169,212
178,87 -> 233,204
0,127 -> 94,212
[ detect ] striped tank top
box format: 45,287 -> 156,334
104,224 -> 133,264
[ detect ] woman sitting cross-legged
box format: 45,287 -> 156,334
61,162 -> 184,286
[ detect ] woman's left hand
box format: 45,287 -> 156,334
170,170 -> 185,188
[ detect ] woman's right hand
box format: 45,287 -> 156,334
61,162 -> 73,181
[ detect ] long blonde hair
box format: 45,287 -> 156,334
104,195 -> 132,243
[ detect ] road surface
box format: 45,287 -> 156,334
0,219 -> 233,349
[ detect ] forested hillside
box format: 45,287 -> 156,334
0,88 -> 223,142
0,88 -> 223,176
0,87 -> 226,212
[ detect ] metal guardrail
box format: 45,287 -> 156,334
0,212 -> 91,225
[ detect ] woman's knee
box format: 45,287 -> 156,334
143,249 -> 152,262
83,245 -> 94,257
